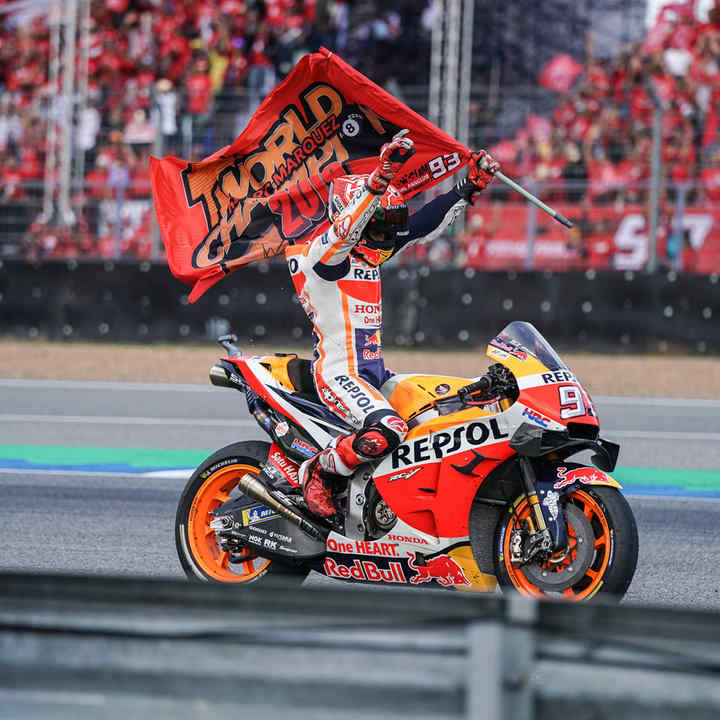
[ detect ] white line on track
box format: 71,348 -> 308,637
0,379 -> 220,392
0,414 -> 256,427
604,430 -> 720,441
594,395 -> 720,408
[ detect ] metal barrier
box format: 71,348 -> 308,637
2,260 -> 719,352
1,573 -> 720,719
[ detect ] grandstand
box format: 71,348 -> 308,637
1,0 -> 719,272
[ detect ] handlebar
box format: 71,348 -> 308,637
457,375 -> 493,403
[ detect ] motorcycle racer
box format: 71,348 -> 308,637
285,131 -> 500,518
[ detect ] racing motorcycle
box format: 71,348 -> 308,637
175,321 -> 638,600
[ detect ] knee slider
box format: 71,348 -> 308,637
352,411 -> 408,459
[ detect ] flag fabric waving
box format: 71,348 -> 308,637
150,47 -> 469,301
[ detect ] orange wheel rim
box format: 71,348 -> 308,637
187,463 -> 271,583
502,489 -> 612,601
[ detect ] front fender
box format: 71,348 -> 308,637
535,462 -> 622,549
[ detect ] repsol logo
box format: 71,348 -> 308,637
541,370 -> 576,384
353,268 -> 379,280
391,419 -> 508,469
334,374 -> 373,413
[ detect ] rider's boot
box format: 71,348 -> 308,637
298,430 -> 391,518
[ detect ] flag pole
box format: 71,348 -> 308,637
493,170 -> 573,228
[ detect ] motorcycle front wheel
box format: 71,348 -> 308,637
175,440 -> 310,585
492,485 -> 638,601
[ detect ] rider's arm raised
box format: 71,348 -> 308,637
395,149 -> 500,254
307,130 -> 416,270
306,182 -> 382,269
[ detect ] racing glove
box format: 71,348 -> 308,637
454,149 -> 500,204
366,129 -> 416,194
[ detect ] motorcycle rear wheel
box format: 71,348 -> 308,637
175,440 -> 310,585
493,485 -> 638,601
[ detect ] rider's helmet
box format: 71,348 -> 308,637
329,175 -> 408,266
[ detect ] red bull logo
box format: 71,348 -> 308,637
365,330 -> 381,347
407,553 -> 470,587
553,466 -> 613,490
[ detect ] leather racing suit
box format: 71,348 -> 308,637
286,145 -> 499,517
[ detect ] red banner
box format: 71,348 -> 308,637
538,54 -> 584,93
463,202 -> 720,273
150,48 -> 468,301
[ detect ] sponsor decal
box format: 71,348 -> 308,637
352,302 -> 382,326
542,490 -> 560,521
340,114 -> 361,137
242,505 -> 280,526
274,421 -> 289,437
522,407 -> 551,428
387,533 -> 428,545
291,438 -> 317,457
200,458 -> 236,479
263,538 -> 278,551
334,374 -> 373,413
541,370 -> 576,384
487,346 -> 509,360
365,330 -> 381,347
351,267 -> 380,280
323,557 -> 407,583
434,383 -> 451,395
391,418 -> 509,469
327,537 -> 399,556
553,466 -> 613,490
354,303 -> 381,315
319,384 -> 356,423
407,553 -> 470,587
269,531 -> 292,543
247,533 -> 263,546
362,349 -> 381,360
388,467 -> 421,483
489,338 -> 528,360
269,450 -> 299,484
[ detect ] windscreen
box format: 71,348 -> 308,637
490,321 -> 567,371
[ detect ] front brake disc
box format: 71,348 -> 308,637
521,503 -> 594,591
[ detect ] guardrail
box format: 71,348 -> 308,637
1,573 -> 719,719
2,260 -> 719,353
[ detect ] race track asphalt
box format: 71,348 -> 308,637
1,379 -> 719,607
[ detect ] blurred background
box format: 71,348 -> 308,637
1,0 -> 719,350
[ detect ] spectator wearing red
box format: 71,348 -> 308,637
700,149 -> 720,203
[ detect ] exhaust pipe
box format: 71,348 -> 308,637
237,473 -> 326,542
209,364 -> 232,387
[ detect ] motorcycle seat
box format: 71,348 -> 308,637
286,357 -> 320,403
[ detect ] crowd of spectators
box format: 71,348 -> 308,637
483,1 -> 720,210
2,0 -> 720,267
0,0 -> 431,260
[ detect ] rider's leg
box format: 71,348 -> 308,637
300,321 -> 404,517
299,409 -> 408,517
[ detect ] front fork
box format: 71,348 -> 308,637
511,457 -> 555,563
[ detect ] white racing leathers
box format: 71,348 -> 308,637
286,182 -> 467,438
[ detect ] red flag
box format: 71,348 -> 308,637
538,54 -> 584,94
150,48 -> 468,301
